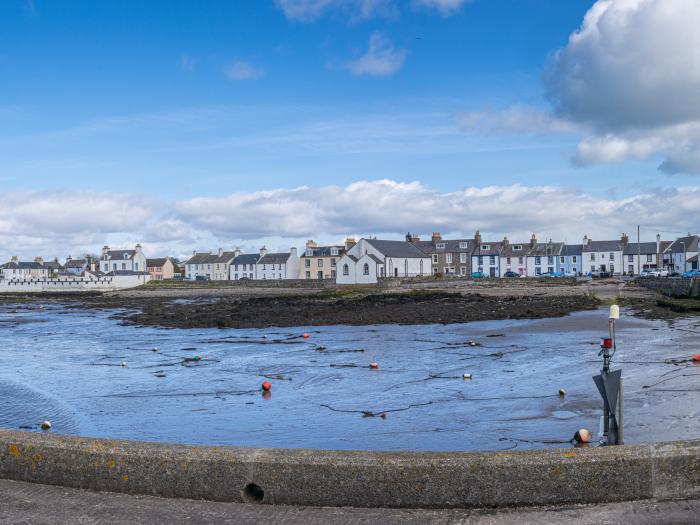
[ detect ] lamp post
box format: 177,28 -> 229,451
681,241 -> 687,274
594,305 -> 623,445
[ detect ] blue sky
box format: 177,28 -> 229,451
1,0 -> 699,258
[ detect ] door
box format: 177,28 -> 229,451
489,267 -> 496,277
394,268 -> 398,277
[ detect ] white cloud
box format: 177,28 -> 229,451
542,0 -> 700,173
224,59 -> 264,81
275,0 -> 397,22
455,105 -> 580,135
413,0 -> 470,16
345,32 -> 406,77
2,181 -> 700,260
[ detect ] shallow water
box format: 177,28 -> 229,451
0,303 -> 698,451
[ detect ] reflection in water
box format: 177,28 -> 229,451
0,303 -> 698,451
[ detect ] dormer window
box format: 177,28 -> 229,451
481,245 -> 489,250
305,249 -> 313,257
436,243 -> 445,249
459,242 -> 468,249
123,253 -> 128,259
330,248 -> 339,256
513,245 -> 522,250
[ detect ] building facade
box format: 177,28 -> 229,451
101,244 -> 147,273
299,240 -> 345,280
336,238 -> 431,285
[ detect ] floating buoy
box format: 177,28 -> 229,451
370,362 -> 379,369
41,420 -> 51,430
121,361 -> 127,367
559,388 -> 566,396
574,428 -> 590,443
39,305 -> 45,310
692,354 -> 700,362
467,340 -> 479,347
262,381 -> 272,391
193,355 -> 201,362
302,333 -> 310,339
463,373 -> 472,380
152,347 -> 159,352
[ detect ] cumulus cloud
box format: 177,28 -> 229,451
224,59 -> 264,81
543,0 -> 700,173
275,0 -> 397,22
345,32 -> 406,77
2,181 -> 699,260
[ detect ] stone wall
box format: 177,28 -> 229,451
637,277 -> 700,297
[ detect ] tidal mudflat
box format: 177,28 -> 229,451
0,303 -> 697,451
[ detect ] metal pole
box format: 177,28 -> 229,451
618,378 -> 624,444
637,225 -> 641,275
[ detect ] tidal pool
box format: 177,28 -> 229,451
0,303 -> 698,451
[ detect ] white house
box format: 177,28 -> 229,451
230,253 -> 260,280
256,247 -> 299,280
581,235 -> 627,275
101,244 -> 147,274
185,252 -> 217,280
0,257 -> 49,280
623,236 -> 671,275
471,236 -> 503,278
336,238 -> 431,285
664,235 -> 700,273
64,257 -> 89,275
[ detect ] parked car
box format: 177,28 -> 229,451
540,271 -> 564,278
682,270 -> 700,278
639,270 -> 652,278
503,271 -> 519,278
195,275 -> 209,281
471,271 -> 486,279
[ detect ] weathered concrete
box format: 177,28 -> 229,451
0,430 -> 698,508
1,478 -> 699,525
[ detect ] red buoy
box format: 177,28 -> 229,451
262,381 -> 272,391
370,362 -> 379,369
302,333 -> 310,339
692,354 -> 700,362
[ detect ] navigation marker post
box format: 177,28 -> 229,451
593,305 -> 623,445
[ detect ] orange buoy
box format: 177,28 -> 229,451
370,362 -> 379,369
692,354 -> 700,362
302,333 -> 310,339
574,428 -> 590,443
262,381 -> 272,391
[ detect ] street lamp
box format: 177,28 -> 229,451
681,241 -> 687,274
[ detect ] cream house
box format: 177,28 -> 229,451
299,240 -> 345,279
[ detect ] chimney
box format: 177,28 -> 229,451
234,247 -> 242,257
621,233 -> 629,247
305,240 -> 317,249
345,237 -> 357,251
502,236 -> 509,248
405,232 -> 420,243
34,256 -> 43,263
290,247 -> 298,258
431,232 -> 442,243
530,233 -> 537,249
583,235 -> 589,247
11,255 -> 18,263
218,247 -> 223,256
259,246 -> 268,257
474,230 -> 482,246
102,245 -> 110,256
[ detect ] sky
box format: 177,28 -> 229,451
1,0 -> 699,260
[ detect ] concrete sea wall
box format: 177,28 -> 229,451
0,430 -> 698,508
0,275 -> 150,293
637,277 -> 700,297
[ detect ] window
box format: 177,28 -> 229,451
330,248 -> 338,256
489,255 -> 495,265
460,253 -> 467,263
591,265 -> 596,271
262,264 -> 266,270
609,252 -> 615,260
573,256 -> 577,263
446,253 -> 452,264
432,254 -> 439,264
628,265 -> 634,273
646,254 -> 653,262
628,254 -> 634,262
343,264 -> 349,276
478,256 -> 483,265
460,266 -> 466,276
306,271 -> 311,279
560,257 -> 565,264
317,271 -> 323,279
330,258 -> 336,267
331,270 -> 336,278
121,263 -> 126,270
481,244 -> 489,250
518,257 -> 524,264
317,258 -> 323,268
513,245 -> 522,250
436,243 -> 445,249
548,267 -> 554,273
506,257 -> 511,264
363,263 -> 369,275
535,256 -> 541,265
548,256 -> 553,265
305,259 -> 310,268
610,263 -> 615,273
573,267 -> 577,273
536,267 -> 541,276
306,249 -> 313,257
234,273 -> 238,280
459,242 -> 468,249
590,253 -> 595,261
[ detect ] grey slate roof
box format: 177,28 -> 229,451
185,252 -> 216,265
528,242 -> 564,257
414,239 -> 474,255
259,253 -> 292,265
666,235 -> 700,253
42,261 -> 63,270
302,246 -> 345,257
366,239 -> 430,258
472,242 -> 503,256
623,242 -> 671,255
146,258 -> 169,267
232,254 -> 261,266
106,250 -> 135,260
1,261 -> 44,270
583,240 -> 624,252
500,242 -> 530,257
65,259 -> 87,268
214,251 -> 239,264
562,244 -> 583,257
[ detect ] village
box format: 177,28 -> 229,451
1,231 -> 699,289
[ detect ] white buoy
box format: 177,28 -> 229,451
121,361 -> 127,367
152,347 -> 159,352
463,373 -> 472,380
41,420 -> 51,430
559,388 -> 566,396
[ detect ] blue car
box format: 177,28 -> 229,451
540,271 -> 564,278
682,270 -> 700,278
471,271 -> 486,279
